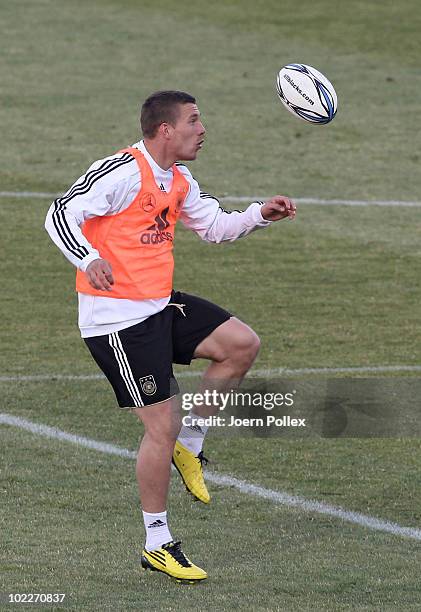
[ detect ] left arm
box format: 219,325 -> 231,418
179,173 -> 295,243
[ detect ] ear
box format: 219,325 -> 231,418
160,122 -> 173,140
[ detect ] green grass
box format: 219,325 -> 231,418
2,425 -> 421,611
1,0 -> 421,199
1,0 -> 421,609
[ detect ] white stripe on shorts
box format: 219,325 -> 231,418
108,332 -> 144,407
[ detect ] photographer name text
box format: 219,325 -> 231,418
182,415 -> 306,428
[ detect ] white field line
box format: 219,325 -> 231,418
1,191 -> 421,208
1,365 -> 421,383
225,197 -> 421,208
1,412 -> 421,542
0,191 -> 60,199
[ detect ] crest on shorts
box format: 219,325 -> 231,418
139,375 -> 157,396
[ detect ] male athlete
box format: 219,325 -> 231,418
45,90 -> 296,583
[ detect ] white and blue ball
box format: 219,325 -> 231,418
276,63 -> 337,124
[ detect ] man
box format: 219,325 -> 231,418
45,90 -> 296,583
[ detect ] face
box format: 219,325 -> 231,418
166,103 -> 206,161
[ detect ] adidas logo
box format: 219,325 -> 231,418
140,206 -> 173,244
188,424 -> 204,434
148,519 -> 166,528
147,207 -> 170,231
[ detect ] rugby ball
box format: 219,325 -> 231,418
276,64 -> 337,124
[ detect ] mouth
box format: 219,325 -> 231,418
196,139 -> 205,150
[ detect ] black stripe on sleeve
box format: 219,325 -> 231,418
54,206 -> 90,259
51,204 -> 89,260
218,206 -> 243,214
51,153 -> 136,260
200,191 -> 220,204
57,153 -> 134,207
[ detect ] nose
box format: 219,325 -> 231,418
198,121 -> 206,135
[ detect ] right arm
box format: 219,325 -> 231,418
44,152 -> 138,290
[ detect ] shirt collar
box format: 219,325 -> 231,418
132,140 -> 173,175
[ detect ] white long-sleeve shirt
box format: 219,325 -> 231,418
45,140 -> 272,337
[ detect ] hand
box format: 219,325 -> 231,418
86,258 -> 114,291
261,196 -> 296,221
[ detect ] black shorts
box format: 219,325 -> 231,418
84,291 -> 231,408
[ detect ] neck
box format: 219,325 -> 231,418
143,139 -> 175,171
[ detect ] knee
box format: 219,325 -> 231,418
140,423 -> 180,451
242,329 -> 261,365
132,405 -> 181,444
147,430 -> 179,449
228,326 -> 261,370
196,317 -> 261,373
146,420 -> 179,442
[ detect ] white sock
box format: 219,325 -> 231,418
143,510 -> 172,551
177,411 -> 209,456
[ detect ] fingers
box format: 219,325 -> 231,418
274,196 -> 296,218
261,196 -> 296,221
86,259 -> 114,291
286,200 -> 296,219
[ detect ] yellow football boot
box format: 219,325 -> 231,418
141,541 -> 208,583
172,440 -> 210,504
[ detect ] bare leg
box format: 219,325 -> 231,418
132,398 -> 181,512
192,317 -> 260,417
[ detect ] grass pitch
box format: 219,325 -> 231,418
1,0 -> 421,610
